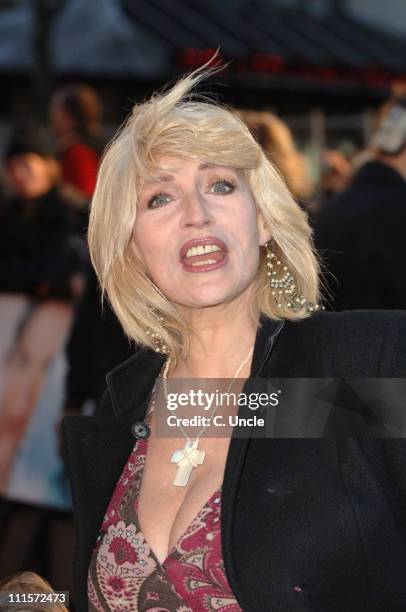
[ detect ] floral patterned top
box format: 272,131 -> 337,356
87,391 -> 242,612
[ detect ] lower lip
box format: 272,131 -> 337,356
181,252 -> 228,273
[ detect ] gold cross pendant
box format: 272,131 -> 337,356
170,440 -> 206,486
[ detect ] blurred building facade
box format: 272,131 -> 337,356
1,0 -> 406,164
348,0 -> 406,37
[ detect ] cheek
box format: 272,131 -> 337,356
7,163 -> 26,185
132,233 -> 151,271
234,203 -> 262,273
35,171 -> 51,192
132,219 -> 170,276
27,162 -> 51,193
236,198 -> 261,246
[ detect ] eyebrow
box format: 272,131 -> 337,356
147,174 -> 174,184
198,162 -> 237,172
145,163 -> 235,185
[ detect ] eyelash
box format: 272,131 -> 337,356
147,179 -> 235,209
210,179 -> 235,194
147,192 -> 169,208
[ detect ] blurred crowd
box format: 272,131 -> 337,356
0,85 -> 132,609
1,82 -> 406,606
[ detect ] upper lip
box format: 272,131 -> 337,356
179,236 -> 228,260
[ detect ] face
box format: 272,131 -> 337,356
50,98 -> 75,135
132,157 -> 271,313
6,154 -> 53,199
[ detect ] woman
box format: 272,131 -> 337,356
0,127 -> 83,597
50,84 -> 104,214
0,126 -> 83,484
63,67 -> 406,611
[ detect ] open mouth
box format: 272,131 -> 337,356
180,237 -> 228,273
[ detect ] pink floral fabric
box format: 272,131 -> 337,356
87,393 -> 242,611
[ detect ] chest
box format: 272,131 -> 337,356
137,432 -> 230,564
68,413 -> 406,611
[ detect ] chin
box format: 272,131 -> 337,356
177,286 -> 247,310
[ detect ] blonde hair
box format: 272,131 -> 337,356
89,66 -> 321,365
0,571 -> 68,611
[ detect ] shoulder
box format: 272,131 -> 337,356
294,309 -> 406,337
279,310 -> 406,376
106,346 -> 163,387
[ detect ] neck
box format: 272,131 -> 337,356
170,295 -> 259,379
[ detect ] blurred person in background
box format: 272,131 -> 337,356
0,126 -> 82,303
238,109 -> 314,205
0,571 -> 69,611
50,84 -> 105,227
374,81 -> 406,130
49,84 -> 131,420
52,86 -> 132,422
310,149 -> 352,215
314,98 -> 406,311
62,265 -> 133,419
0,168 -> 7,213
0,126 -> 85,599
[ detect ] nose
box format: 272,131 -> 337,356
181,188 -> 214,229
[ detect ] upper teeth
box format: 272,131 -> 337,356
185,244 -> 221,258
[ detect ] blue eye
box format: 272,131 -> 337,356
148,192 -> 171,208
210,179 -> 235,194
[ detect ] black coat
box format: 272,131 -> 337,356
314,161 -> 406,311
63,310 -> 406,611
0,188 -> 83,300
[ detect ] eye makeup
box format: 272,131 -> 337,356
208,178 -> 236,194
147,192 -> 172,208
142,166 -> 241,210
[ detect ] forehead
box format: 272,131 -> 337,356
143,157 -> 240,184
7,153 -> 45,167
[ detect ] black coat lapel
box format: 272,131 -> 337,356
221,317 -> 285,608
106,348 -> 165,417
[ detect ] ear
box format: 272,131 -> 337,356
257,210 -> 272,246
